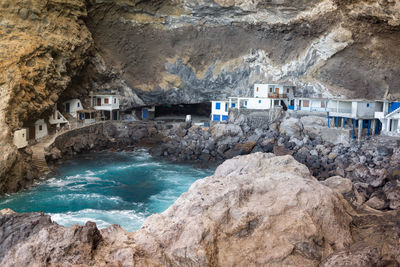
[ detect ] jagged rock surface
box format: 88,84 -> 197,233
0,153 -> 399,266
0,0 -> 92,193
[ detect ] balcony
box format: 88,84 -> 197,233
268,94 -> 287,99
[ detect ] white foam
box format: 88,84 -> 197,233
49,209 -> 147,231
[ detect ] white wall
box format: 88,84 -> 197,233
253,84 -> 294,99
64,99 -> 83,118
35,119 -> 48,140
94,95 -> 119,111
13,129 -> 28,149
355,102 -> 375,117
246,98 -> 272,109
211,101 -> 229,121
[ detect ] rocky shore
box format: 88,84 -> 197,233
0,153 -> 398,266
151,109 -> 400,212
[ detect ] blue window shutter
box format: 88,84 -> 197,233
77,102 -> 80,107
259,100 -> 261,103
244,101 -> 247,106
232,103 -> 236,108
225,103 -> 228,111
216,103 -> 220,110
222,115 -> 228,122
213,115 -> 221,121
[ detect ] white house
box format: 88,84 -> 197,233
34,119 -> 48,140
229,97 -> 274,110
211,100 -> 229,122
375,101 -> 400,136
13,128 -> 28,149
327,99 -> 378,140
294,98 -> 329,112
253,84 -> 295,100
49,105 -> 69,128
90,91 -> 120,121
63,99 -> 83,118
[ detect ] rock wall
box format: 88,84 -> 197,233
0,154 -> 399,266
80,0 -> 400,109
0,0 -> 93,192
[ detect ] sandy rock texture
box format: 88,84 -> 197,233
0,0 -> 92,192
1,153 -> 398,266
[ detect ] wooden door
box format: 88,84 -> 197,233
29,126 -> 35,140
97,98 -> 101,106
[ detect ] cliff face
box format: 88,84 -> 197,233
0,0 -> 92,190
81,0 -> 400,108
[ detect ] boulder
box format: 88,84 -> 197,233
280,117 -> 302,137
300,116 -> 327,127
322,176 -> 353,195
211,124 -> 243,140
133,153 -> 353,266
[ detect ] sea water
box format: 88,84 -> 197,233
0,149 -> 214,232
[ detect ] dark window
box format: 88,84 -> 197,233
216,102 -> 220,110
39,125 -> 42,131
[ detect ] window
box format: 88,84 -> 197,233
321,101 -> 326,108
270,88 -> 273,93
77,102 -> 80,107
244,101 -> 248,106
232,103 -> 236,108
39,125 -> 42,131
222,115 -> 228,122
259,100 -> 261,104
215,102 -> 221,110
104,98 -> 109,104
275,88 -> 280,94
213,115 -> 221,121
287,88 -> 289,93
367,103 -> 370,107
225,103 -> 228,111
256,87 -> 259,92
303,100 -> 310,107
114,98 -> 117,104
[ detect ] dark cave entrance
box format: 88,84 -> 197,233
154,103 -> 211,122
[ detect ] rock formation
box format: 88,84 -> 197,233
1,0 -> 400,194
0,153 -> 399,266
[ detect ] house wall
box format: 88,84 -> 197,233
211,101 -> 229,121
49,109 -> 68,125
35,119 -> 48,140
253,84 -> 294,99
64,99 -> 83,118
13,129 -> 28,149
94,95 -> 120,111
246,98 -> 272,109
354,102 -> 375,117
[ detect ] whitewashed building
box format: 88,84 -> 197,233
13,128 -> 28,149
33,119 -> 48,140
327,99 -> 378,140
90,91 -> 120,121
49,105 -> 69,128
211,100 -> 229,122
375,101 -> 400,136
294,98 -> 329,112
63,99 -> 83,118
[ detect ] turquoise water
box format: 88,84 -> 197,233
0,149 -> 214,232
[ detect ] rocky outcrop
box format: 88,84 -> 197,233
1,153 -> 399,266
0,0 -> 93,193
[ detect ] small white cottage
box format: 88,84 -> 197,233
49,105 -> 69,128
63,99 -> 83,118
211,100 -> 229,122
13,128 -> 28,149
34,119 -> 48,140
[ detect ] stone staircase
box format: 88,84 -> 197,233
31,142 -> 50,175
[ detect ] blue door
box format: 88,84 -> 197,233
389,102 -> 400,113
213,115 -> 220,121
114,111 -> 118,120
66,103 -> 70,113
142,109 -> 148,119
222,115 -> 228,122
